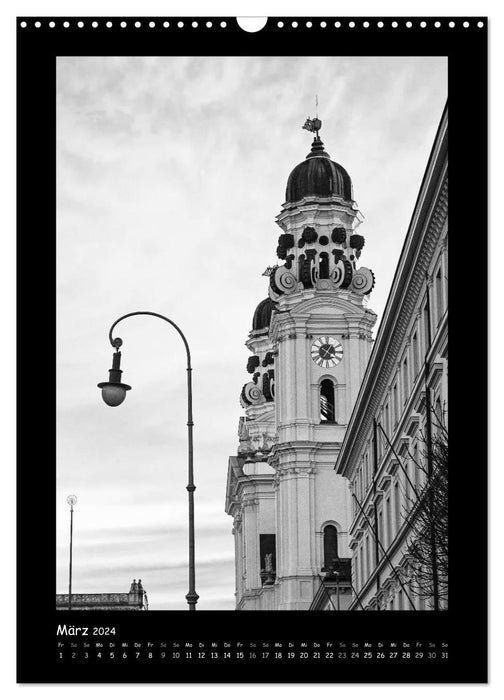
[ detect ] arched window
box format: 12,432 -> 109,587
323,524 -> 338,571
320,379 -> 336,422
319,252 -> 329,279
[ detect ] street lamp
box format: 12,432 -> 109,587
67,494 -> 77,610
97,339 -> 131,406
97,311 -> 199,611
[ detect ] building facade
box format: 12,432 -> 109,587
335,106 -> 448,611
56,579 -> 147,610
225,121 -> 377,610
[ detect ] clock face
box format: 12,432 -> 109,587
311,336 -> 343,368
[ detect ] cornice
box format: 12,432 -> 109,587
337,172 -> 448,476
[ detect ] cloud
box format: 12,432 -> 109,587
57,55 -> 447,610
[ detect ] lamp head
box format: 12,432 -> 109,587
98,382 -> 131,406
98,349 -> 131,407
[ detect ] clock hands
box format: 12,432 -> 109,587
311,337 -> 343,367
320,345 -> 335,360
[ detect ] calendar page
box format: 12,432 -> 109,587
17,14 -> 487,683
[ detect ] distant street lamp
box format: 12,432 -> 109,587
67,495 -> 77,611
97,311 -> 199,611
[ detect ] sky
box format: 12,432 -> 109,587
56,55 -> 447,610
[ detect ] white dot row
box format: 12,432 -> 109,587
20,19 -> 486,30
19,20 -> 228,29
278,19 -> 484,29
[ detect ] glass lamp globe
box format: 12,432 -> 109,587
98,382 -> 131,407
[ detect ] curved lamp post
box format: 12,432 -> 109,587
97,311 -> 199,611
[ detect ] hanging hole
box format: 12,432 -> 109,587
237,17 -> 268,32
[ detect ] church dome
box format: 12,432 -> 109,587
252,298 -> 276,332
285,137 -> 353,203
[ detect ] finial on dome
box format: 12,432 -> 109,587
305,135 -> 330,160
302,97 -> 329,158
302,95 -> 322,135
302,116 -> 322,137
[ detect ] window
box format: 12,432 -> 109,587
402,357 -> 409,404
385,496 -> 391,547
382,402 -> 389,441
423,300 -> 430,352
259,534 -> 276,585
320,379 -> 336,422
394,481 -> 401,534
412,331 -> 419,378
323,525 -> 338,571
378,509 -> 384,557
392,383 -> 398,428
319,252 -> 329,279
404,456 -> 411,510
435,267 -> 443,325
413,443 -> 419,490
435,396 -> 443,432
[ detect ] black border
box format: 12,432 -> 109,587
17,16 -> 488,683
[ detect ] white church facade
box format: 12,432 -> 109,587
225,119 -> 377,610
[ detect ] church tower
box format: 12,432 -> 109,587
226,117 -> 377,610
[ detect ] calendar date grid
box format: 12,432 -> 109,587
56,638 -> 449,663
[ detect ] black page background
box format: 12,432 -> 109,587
17,16 -> 487,683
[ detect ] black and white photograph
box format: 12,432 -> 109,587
55,54 -> 447,613
16,15 -> 488,684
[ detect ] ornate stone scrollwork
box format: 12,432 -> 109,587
240,381 -> 264,407
278,233 -> 295,249
331,248 -> 345,264
277,233 -> 295,259
262,351 -> 275,367
300,255 -> 319,288
302,226 -> 318,243
285,254 -> 295,270
276,245 -> 288,260
262,369 -> 275,401
331,259 -> 353,289
268,285 -> 283,302
270,265 -> 297,296
331,260 -> 345,288
350,233 -> 365,250
349,267 -> 375,295
246,355 -> 260,374
340,260 -> 353,289
331,226 -> 347,244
